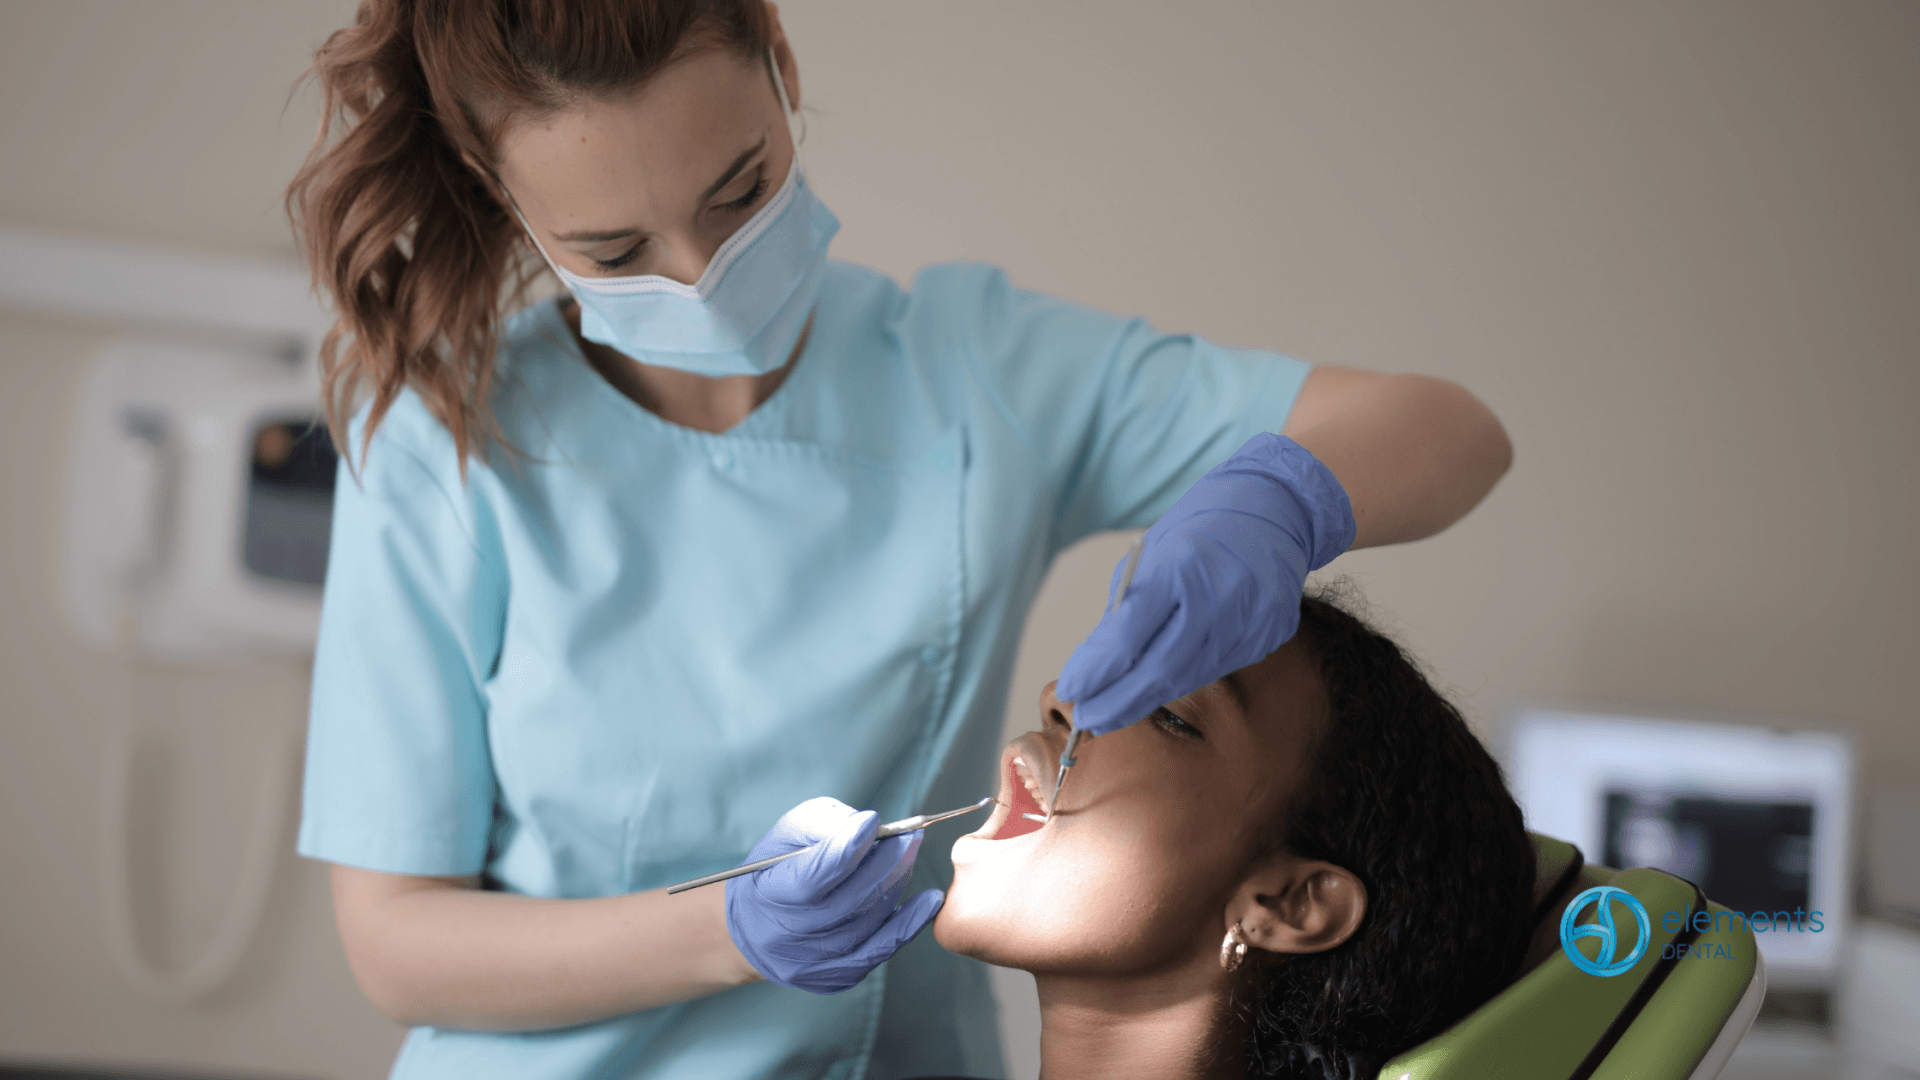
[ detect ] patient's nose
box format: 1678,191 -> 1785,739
1038,681 -> 1075,734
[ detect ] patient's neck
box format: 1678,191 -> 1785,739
1033,966 -> 1242,1080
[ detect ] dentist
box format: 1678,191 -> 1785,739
286,2 -> 1511,1078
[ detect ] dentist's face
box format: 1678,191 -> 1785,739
493,41 -> 799,286
934,640 -> 1328,975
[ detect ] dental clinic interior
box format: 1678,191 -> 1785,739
1,3 -> 1916,1080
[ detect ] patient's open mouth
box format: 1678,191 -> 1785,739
988,743 -> 1053,840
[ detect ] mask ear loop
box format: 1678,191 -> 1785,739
766,47 -> 806,164
504,190 -> 566,284
467,152 -> 579,296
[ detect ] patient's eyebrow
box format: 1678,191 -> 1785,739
1221,671 -> 1250,712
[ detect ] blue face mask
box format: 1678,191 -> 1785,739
516,55 -> 839,379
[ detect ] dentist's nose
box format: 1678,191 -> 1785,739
652,236 -> 718,287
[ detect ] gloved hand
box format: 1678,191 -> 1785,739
1056,432 -> 1355,735
725,796 -> 943,995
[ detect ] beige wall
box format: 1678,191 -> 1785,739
1,2 -> 1915,1078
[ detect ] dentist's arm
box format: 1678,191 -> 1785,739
332,865 -> 760,1031
1280,366 -> 1512,549
331,798 -> 938,1030
1059,367 -> 1510,733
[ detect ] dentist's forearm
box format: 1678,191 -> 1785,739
1282,368 -> 1512,549
330,865 -> 763,1031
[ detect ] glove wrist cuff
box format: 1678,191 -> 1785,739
1262,433 -> 1357,570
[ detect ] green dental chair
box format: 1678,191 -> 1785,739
1378,834 -> 1767,1080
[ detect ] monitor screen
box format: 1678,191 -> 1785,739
1508,708 -> 1853,986
242,416 -> 335,588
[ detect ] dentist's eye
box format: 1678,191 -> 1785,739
1151,707 -> 1202,739
720,174 -> 769,213
592,245 -> 643,271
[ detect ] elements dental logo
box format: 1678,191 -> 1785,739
1560,886 -> 1651,977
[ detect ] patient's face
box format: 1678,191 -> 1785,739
935,639 -> 1327,975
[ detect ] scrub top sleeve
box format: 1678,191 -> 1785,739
931,263 -> 1312,553
297,426 -> 505,878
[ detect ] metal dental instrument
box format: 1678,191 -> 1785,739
663,798 -> 995,894
1049,534 -> 1145,822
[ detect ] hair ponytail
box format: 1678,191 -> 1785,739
286,0 -> 517,473
286,0 -> 772,473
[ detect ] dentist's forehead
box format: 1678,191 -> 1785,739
493,50 -> 777,218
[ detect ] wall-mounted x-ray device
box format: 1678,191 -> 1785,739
1,226 -> 336,1003
0,226 -> 341,659
62,339 -> 335,659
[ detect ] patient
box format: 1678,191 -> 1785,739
934,588 -> 1537,1080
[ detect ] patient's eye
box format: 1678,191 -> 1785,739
1151,707 -> 1203,739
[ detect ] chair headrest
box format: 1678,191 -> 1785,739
1376,834 -> 1762,1080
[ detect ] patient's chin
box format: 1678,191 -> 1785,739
930,885 -> 1003,960
931,881 -> 1039,967
929,903 -> 975,955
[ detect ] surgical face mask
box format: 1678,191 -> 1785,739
514,53 -> 838,378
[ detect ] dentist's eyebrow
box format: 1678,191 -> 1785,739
550,135 -> 770,244
552,226 -> 640,243
698,134 -> 768,201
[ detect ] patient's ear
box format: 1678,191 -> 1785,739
1229,851 -> 1367,957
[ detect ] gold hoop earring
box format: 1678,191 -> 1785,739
1220,922 -> 1250,973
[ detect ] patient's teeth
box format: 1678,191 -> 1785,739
1010,755 -> 1049,813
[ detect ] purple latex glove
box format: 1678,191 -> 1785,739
724,797 -> 943,994
1056,432 -> 1355,735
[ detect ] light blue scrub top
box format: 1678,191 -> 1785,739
299,261 -> 1311,1080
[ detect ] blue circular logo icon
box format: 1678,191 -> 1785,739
1560,885 -> 1651,977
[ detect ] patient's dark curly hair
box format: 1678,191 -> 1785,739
1237,587 -> 1536,1080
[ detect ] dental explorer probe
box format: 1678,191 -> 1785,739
663,798 -> 995,894
1048,534 -> 1145,822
